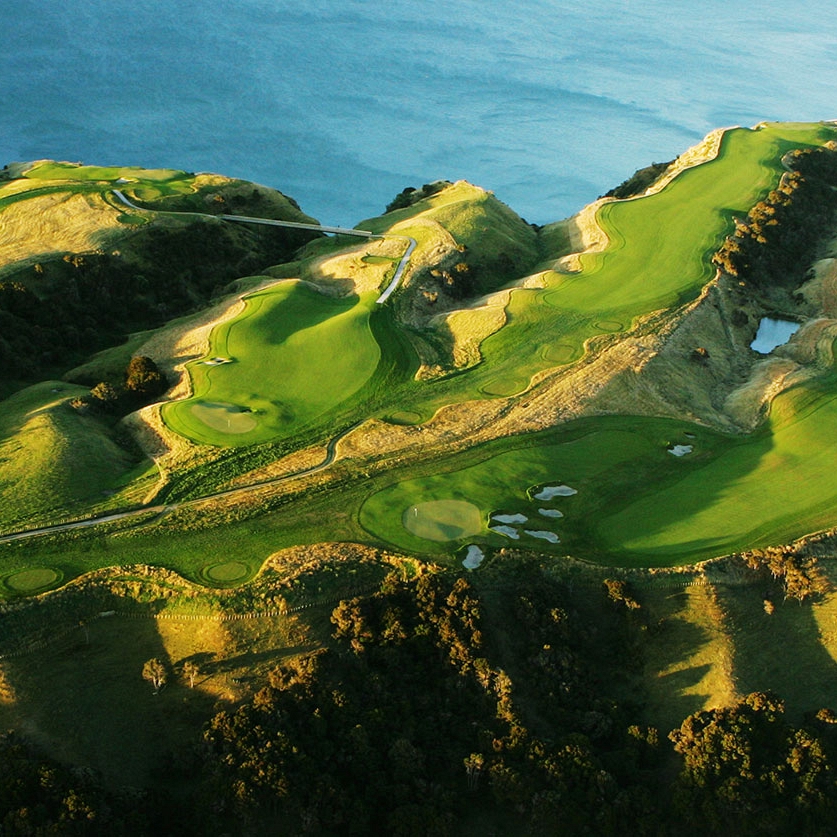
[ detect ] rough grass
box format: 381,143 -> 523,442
634,576 -> 737,732
0,162 -> 208,275
631,562 -> 837,732
0,608 -> 311,786
0,382 -> 140,530
0,190 -> 124,274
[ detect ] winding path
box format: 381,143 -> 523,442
112,190 -> 416,303
0,420 -> 361,545
0,190 -> 419,546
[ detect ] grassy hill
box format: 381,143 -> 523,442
6,127 -> 837,831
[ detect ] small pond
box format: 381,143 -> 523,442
750,318 -> 801,354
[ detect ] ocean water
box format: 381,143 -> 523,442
3,1 -> 837,226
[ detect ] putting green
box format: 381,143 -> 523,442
480,378 -> 529,397
402,500 -> 484,542
360,422 -> 669,555
6,568 -> 60,593
204,561 -> 250,582
190,402 -> 258,434
163,281 -> 382,445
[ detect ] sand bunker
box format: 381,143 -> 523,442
403,499 -> 483,542
202,356 -> 232,366
489,524 -> 521,539
525,530 -> 560,543
533,485 -> 577,500
462,545 -> 485,570
491,512 -> 528,524
190,401 -> 258,434
539,508 -> 564,518
668,444 -> 693,457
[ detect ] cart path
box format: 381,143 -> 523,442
112,190 -> 416,303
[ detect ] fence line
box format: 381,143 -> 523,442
0,585 -> 378,661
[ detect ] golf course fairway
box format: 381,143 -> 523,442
423,122 -> 835,407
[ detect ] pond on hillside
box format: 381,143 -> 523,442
750,318 -> 801,354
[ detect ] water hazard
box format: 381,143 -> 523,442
750,318 -> 801,354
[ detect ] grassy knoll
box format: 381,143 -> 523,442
0,382 -> 143,530
361,180 -> 539,290
617,566 -> 837,734
0,604 -> 308,787
162,282 -> 382,446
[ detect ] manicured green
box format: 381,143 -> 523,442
24,161 -> 190,184
359,418 -> 696,557
4,568 -> 60,593
162,281 -> 382,445
403,123 -> 836,412
203,561 -> 251,583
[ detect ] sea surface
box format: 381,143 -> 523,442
4,1 -> 837,226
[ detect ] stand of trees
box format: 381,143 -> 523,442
5,566 -> 837,834
81,356 -> 169,415
0,214 -> 318,383
199,569 -> 837,835
712,144 -> 837,291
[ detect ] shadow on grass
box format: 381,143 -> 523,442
720,586 -> 837,718
0,592 -> 221,789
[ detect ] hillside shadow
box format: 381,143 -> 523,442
0,592 -> 221,790
720,585 -> 837,718
603,425 -> 777,565
641,611 -> 715,732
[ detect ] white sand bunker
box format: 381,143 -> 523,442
489,524 -> 520,539
203,356 -> 232,366
668,444 -> 693,457
534,485 -> 577,500
525,530 -> 560,543
491,512 -> 528,524
191,401 -> 257,433
462,545 -> 485,570
403,499 -> 483,542
539,508 -> 564,518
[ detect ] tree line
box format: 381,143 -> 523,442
4,564 -> 837,834
0,211 -> 318,383
712,143 -> 837,291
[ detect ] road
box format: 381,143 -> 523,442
112,189 -> 415,303
0,191 -> 421,545
0,421 -> 361,545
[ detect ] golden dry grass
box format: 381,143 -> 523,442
0,191 -> 123,272
636,575 -> 737,731
303,235 -> 408,296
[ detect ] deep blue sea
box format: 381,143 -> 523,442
4,1 -> 837,226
